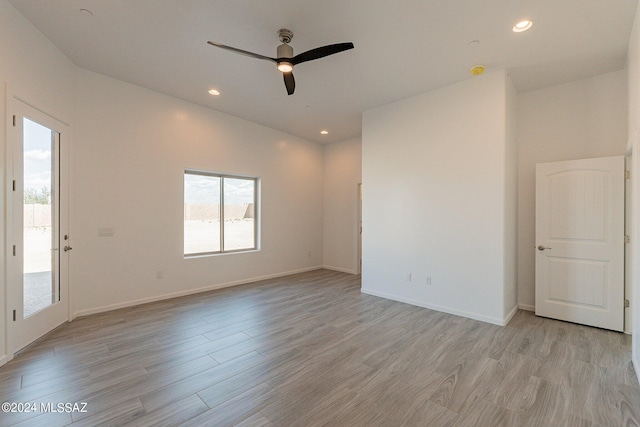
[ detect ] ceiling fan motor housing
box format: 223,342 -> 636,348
277,43 -> 293,59
276,43 -> 294,72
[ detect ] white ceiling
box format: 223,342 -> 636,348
9,0 -> 638,143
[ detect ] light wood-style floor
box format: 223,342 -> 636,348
1,269 -> 639,426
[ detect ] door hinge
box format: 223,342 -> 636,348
626,170 -> 631,179
625,235 -> 631,244
625,299 -> 630,308
12,114 -> 16,127
12,180 -> 16,191
12,310 -> 16,321
12,245 -> 16,256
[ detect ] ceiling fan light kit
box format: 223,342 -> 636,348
207,28 -> 354,95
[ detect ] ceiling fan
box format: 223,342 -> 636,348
207,28 -> 354,95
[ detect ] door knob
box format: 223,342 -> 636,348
63,246 -> 73,252
537,245 -> 552,251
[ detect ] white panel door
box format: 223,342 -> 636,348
535,156 -> 624,331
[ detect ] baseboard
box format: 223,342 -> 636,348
323,265 -> 358,274
361,288 -> 512,326
518,303 -> 535,312
73,265 -> 324,319
504,304 -> 519,325
0,354 -> 9,368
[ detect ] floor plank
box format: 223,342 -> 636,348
0,269 -> 638,426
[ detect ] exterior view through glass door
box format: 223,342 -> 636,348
23,117 -> 59,317
9,99 -> 69,353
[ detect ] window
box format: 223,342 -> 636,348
184,170 -> 258,255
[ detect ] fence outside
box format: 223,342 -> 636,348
24,204 -> 51,228
184,203 -> 255,221
23,203 -> 255,228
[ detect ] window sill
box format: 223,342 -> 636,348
184,248 -> 260,259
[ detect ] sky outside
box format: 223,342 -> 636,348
23,117 -> 53,196
184,173 -> 255,205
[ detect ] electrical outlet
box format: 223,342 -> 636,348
99,227 -> 115,237
308,251 -> 312,258
426,276 -> 432,285
156,271 -> 163,279
406,272 -> 412,281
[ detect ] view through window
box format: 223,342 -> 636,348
184,171 -> 258,255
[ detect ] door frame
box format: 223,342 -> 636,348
6,93 -> 71,356
626,150 -> 633,334
358,183 -> 362,274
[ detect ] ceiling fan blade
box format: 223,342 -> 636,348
207,41 -> 276,63
291,42 -> 354,65
283,72 -> 295,95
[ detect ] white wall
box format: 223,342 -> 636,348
71,69 -> 324,316
517,71 -> 628,311
323,137 -> 362,274
362,70 -> 516,325
0,0 -> 77,365
627,4 -> 640,380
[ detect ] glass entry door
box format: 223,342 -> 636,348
9,99 -> 69,353
22,117 -> 60,317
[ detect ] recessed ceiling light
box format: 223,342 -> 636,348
513,20 -> 533,32
320,130 -> 329,135
80,8 -> 94,16
208,89 -> 220,96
